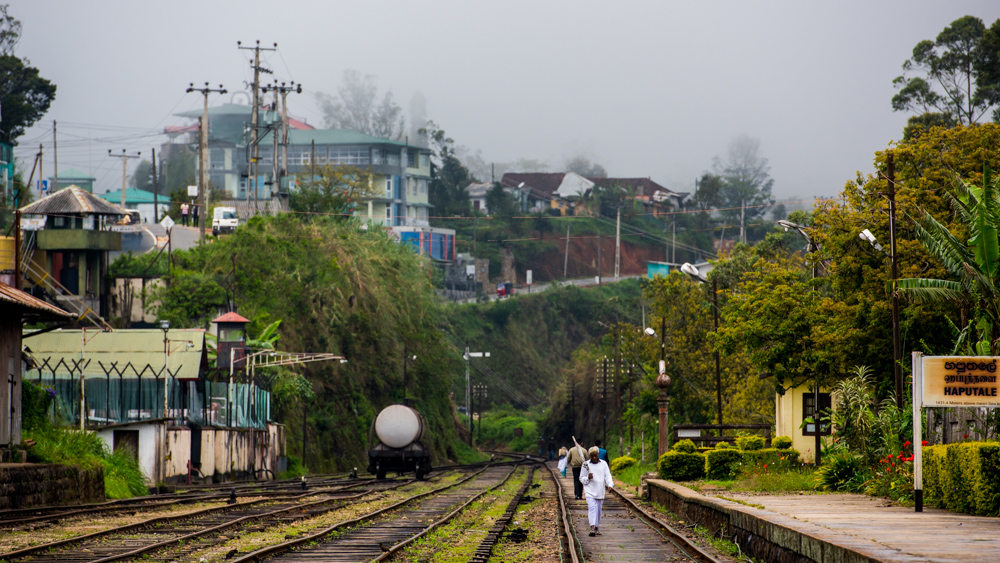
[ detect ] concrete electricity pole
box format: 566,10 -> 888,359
238,41 -> 277,212
108,150 -> 141,208
52,121 -> 58,194
261,81 -> 301,207
186,83 -> 227,238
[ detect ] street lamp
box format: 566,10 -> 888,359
857,225 -> 902,409
644,322 -> 671,456
680,263 -> 723,426
158,319 -> 170,489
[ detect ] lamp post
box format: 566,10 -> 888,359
681,263 -> 723,426
777,220 -> 825,466
645,320 -> 671,456
158,319 -> 170,489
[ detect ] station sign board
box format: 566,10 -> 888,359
921,356 -> 1000,407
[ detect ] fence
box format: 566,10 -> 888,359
28,358 -> 270,429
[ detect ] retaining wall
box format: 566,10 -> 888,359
0,463 -> 105,510
646,479 -> 879,563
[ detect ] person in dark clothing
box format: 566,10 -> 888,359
594,439 -> 609,463
538,436 -> 545,457
547,438 -> 556,460
570,436 -> 587,499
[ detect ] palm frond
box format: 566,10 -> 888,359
897,278 -> 966,303
910,210 -> 974,278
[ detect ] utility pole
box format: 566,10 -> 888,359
151,149 -> 159,222
602,356 -> 608,447
713,277 -> 722,425
37,144 -> 43,198
887,151 -> 902,409
186,82 -> 227,238
262,81 -> 301,208
238,41 -> 277,213
563,224 -> 570,278
740,199 -> 746,244
52,121 -> 58,194
672,221 -> 676,264
108,150 -> 141,207
614,322 -> 622,457
597,234 -> 602,286
614,206 -> 621,281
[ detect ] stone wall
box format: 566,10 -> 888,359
0,463 -> 105,510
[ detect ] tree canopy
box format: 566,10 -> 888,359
0,54 -> 55,144
289,164 -> 379,218
315,70 -> 405,140
892,15 -> 1000,125
712,134 -> 775,225
422,122 -> 473,218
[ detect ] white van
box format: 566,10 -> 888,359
212,207 -> 239,235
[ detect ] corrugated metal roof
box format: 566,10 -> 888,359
23,328 -> 207,379
0,282 -> 74,318
21,186 -> 127,216
213,311 -> 249,323
97,188 -> 164,206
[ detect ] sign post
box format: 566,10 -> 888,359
526,270 -> 532,293
912,353 -> 1000,512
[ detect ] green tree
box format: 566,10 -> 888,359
712,134 -> 775,227
892,15 -> 999,125
0,4 -> 21,56
315,70 -> 405,140
977,19 -> 1000,121
290,164 -> 378,218
131,159 -> 153,192
484,182 -> 517,220
0,54 -> 55,144
422,122 -> 473,218
161,147 -> 196,194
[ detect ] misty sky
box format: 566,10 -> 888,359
12,1 -> 1000,201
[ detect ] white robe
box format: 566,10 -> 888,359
557,453 -> 569,472
579,459 -> 614,499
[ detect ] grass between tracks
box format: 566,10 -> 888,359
185,472 -> 465,562
391,467 -> 542,563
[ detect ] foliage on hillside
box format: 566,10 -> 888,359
448,280 -> 642,410
155,215 -> 468,470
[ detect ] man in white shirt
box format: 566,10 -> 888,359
579,446 -> 614,536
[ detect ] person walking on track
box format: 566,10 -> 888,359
580,445 -> 614,536
569,436 -> 587,499
557,446 -> 569,477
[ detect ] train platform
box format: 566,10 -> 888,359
647,479 -> 1000,562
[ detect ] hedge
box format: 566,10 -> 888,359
923,442 -> 1000,516
743,447 -> 801,470
772,436 -> 793,450
658,451 -> 706,481
705,448 -> 743,479
673,439 -> 697,453
735,435 -> 765,451
610,456 -> 637,472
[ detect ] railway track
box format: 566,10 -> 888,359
230,463 -> 522,563
549,462 -> 721,563
0,478 -> 411,562
0,475 -> 369,529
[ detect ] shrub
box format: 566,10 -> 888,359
936,441 -> 1000,516
740,448 -> 802,475
658,451 -> 706,481
772,436 -> 793,450
705,448 -> 743,479
673,439 -> 697,453
610,456 -> 637,472
736,435 -> 765,451
922,445 -> 948,507
815,450 -> 861,491
21,380 -> 54,432
715,441 -> 733,449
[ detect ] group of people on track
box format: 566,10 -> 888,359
553,436 -> 614,537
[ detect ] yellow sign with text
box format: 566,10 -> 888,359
922,356 -> 1000,407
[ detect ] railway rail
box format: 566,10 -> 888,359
231,463 -> 523,563
0,475 -> 371,529
549,462 -> 721,563
0,478 -> 411,562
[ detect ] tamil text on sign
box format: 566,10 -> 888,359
922,356 -> 1000,407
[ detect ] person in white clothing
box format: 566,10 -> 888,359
579,446 -> 614,536
557,447 -> 569,477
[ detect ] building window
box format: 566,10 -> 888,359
372,148 -> 383,164
803,392 -> 832,436
419,179 -> 427,194
410,178 -> 417,196
385,151 -> 400,166
386,176 -> 393,198
385,205 -> 392,221
329,146 -> 369,165
407,151 -> 417,168
420,153 -> 429,168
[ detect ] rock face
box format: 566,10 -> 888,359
0,463 -> 105,509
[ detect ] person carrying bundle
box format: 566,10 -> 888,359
579,445 -> 614,536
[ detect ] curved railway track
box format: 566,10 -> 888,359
548,462 -> 721,563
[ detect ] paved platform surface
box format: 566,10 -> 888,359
719,491 -> 1000,562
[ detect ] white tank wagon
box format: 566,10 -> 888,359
367,404 -> 432,479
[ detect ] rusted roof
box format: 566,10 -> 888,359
0,282 -> 74,318
20,186 -> 127,216
213,311 -> 250,323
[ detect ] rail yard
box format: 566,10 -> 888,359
0,455 -> 729,563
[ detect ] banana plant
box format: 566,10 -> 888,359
898,165 -> 1000,354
